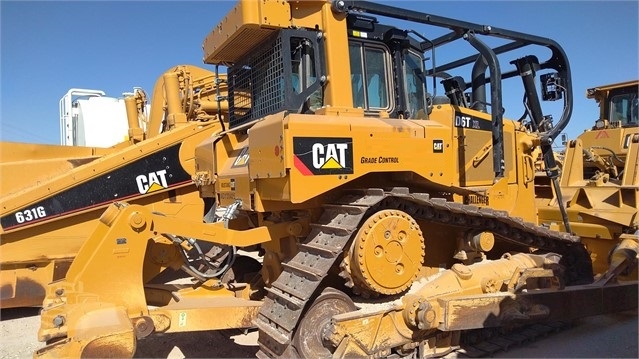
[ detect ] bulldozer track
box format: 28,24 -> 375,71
454,321 -> 569,358
255,187 -> 593,358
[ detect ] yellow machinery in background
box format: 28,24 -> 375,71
538,80 -> 638,275
0,65 -> 226,308
33,1 -> 637,358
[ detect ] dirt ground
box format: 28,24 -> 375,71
1,307 -> 637,358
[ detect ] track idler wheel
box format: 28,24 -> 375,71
343,209 -> 425,297
292,287 -> 357,358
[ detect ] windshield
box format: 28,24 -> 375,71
609,91 -> 638,126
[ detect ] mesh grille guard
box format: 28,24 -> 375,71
228,28 -> 326,128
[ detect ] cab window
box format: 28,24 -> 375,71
349,41 -> 392,112
609,92 -> 638,126
404,51 -> 427,118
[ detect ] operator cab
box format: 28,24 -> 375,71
223,13 -> 433,129
588,81 -> 639,130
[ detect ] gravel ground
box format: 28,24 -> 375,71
1,307 -> 41,359
1,306 -> 637,358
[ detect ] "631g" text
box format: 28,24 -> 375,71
15,206 -> 47,223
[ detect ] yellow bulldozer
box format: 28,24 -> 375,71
538,79 -> 638,276
0,65 -> 227,308
26,0 -> 638,358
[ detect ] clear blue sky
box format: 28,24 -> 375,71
1,1 -> 638,144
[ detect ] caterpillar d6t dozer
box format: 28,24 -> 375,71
1,65 -> 227,308
35,1 -> 638,358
